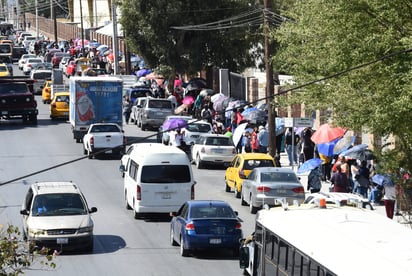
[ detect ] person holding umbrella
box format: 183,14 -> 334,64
307,166 -> 322,193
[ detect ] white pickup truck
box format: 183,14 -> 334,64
83,123 -> 126,159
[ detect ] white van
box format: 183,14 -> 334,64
120,143 -> 196,218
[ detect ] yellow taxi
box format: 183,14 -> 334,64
225,153 -> 276,198
50,92 -> 70,120
0,63 -> 10,77
41,80 -> 52,104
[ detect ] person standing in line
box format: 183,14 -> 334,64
122,96 -> 132,124
307,166 -> 322,193
241,131 -> 252,153
250,126 -> 259,153
383,173 -> 396,219
257,125 -> 269,153
330,165 -> 349,193
302,127 -> 315,161
284,128 -> 299,166
230,107 -> 238,132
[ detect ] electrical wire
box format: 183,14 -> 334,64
0,46 -> 411,186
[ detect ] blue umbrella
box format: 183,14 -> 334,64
241,107 -> 258,115
162,118 -> 188,131
317,139 -> 339,157
340,144 -> 374,160
297,158 -> 322,174
371,174 -> 395,186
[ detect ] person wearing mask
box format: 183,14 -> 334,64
257,125 -> 269,153
330,165 -> 349,193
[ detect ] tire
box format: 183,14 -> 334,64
170,227 -> 178,246
225,179 -> 231,193
196,155 -> 203,169
141,124 -> 147,131
234,184 -> 241,198
180,236 -> 189,257
125,192 -> 131,210
87,149 -> 93,159
249,202 -> 258,214
241,192 -> 247,206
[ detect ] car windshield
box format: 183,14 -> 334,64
243,159 -> 274,170
186,123 -> 211,133
190,205 -> 236,218
205,137 -> 231,146
141,165 -> 191,183
0,83 -> 27,94
31,194 -> 87,216
261,172 -> 298,182
148,100 -> 171,109
90,124 -> 120,132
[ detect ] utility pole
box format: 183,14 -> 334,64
35,0 -> 39,38
111,1 -> 119,75
52,0 -> 58,43
264,0 -> 276,158
79,0 -> 85,57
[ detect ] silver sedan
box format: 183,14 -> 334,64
241,167 -> 305,214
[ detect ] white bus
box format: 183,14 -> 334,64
239,203 -> 412,276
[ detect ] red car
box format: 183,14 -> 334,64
66,60 -> 76,77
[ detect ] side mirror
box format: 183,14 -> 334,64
20,209 -> 29,215
89,207 -> 98,213
170,211 -> 177,217
119,164 -> 125,173
239,246 -> 250,269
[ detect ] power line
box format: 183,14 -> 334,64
0,47 -> 411,186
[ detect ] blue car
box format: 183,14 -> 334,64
170,200 -> 243,257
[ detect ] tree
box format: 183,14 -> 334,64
119,0 -> 263,81
273,0 -> 412,172
0,224 -> 56,275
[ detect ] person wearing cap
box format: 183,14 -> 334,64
257,125 -> 269,153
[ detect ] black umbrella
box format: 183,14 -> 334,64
185,78 -> 207,91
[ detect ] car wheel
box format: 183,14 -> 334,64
180,236 -> 189,257
234,184 -> 241,198
225,179 -> 231,193
196,155 -> 203,169
87,149 -> 93,159
249,201 -> 258,214
125,192 -> 131,210
241,192 -> 247,206
141,124 -> 147,131
170,227 -> 178,246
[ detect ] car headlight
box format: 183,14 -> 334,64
28,228 -> 46,236
78,226 -> 93,233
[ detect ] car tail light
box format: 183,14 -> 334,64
201,147 -> 205,153
293,187 -> 305,194
136,185 -> 141,200
191,184 -> 195,199
257,186 -> 271,193
90,136 -> 94,146
235,222 -> 242,229
185,222 -> 195,230
239,169 -> 246,179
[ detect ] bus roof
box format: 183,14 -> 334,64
257,205 -> 412,275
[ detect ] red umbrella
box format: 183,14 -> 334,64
310,123 -> 347,144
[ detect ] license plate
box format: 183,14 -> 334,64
1,111 -> 8,115
276,189 -> 287,194
162,193 -> 171,199
209,238 -> 222,244
57,238 -> 68,244
212,149 -> 223,153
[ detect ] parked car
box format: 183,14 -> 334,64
170,200 -> 243,257
19,181 -> 97,252
50,91 -> 70,119
137,98 -> 173,130
83,123 -> 126,158
12,46 -> 28,63
41,80 -> 52,103
190,134 -> 236,169
225,153 -> 276,198
18,54 -> 36,70
30,69 -> 52,95
22,57 -> 44,75
0,63 -> 11,77
241,167 -> 305,214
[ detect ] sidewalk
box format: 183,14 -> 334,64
277,152 -> 403,222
